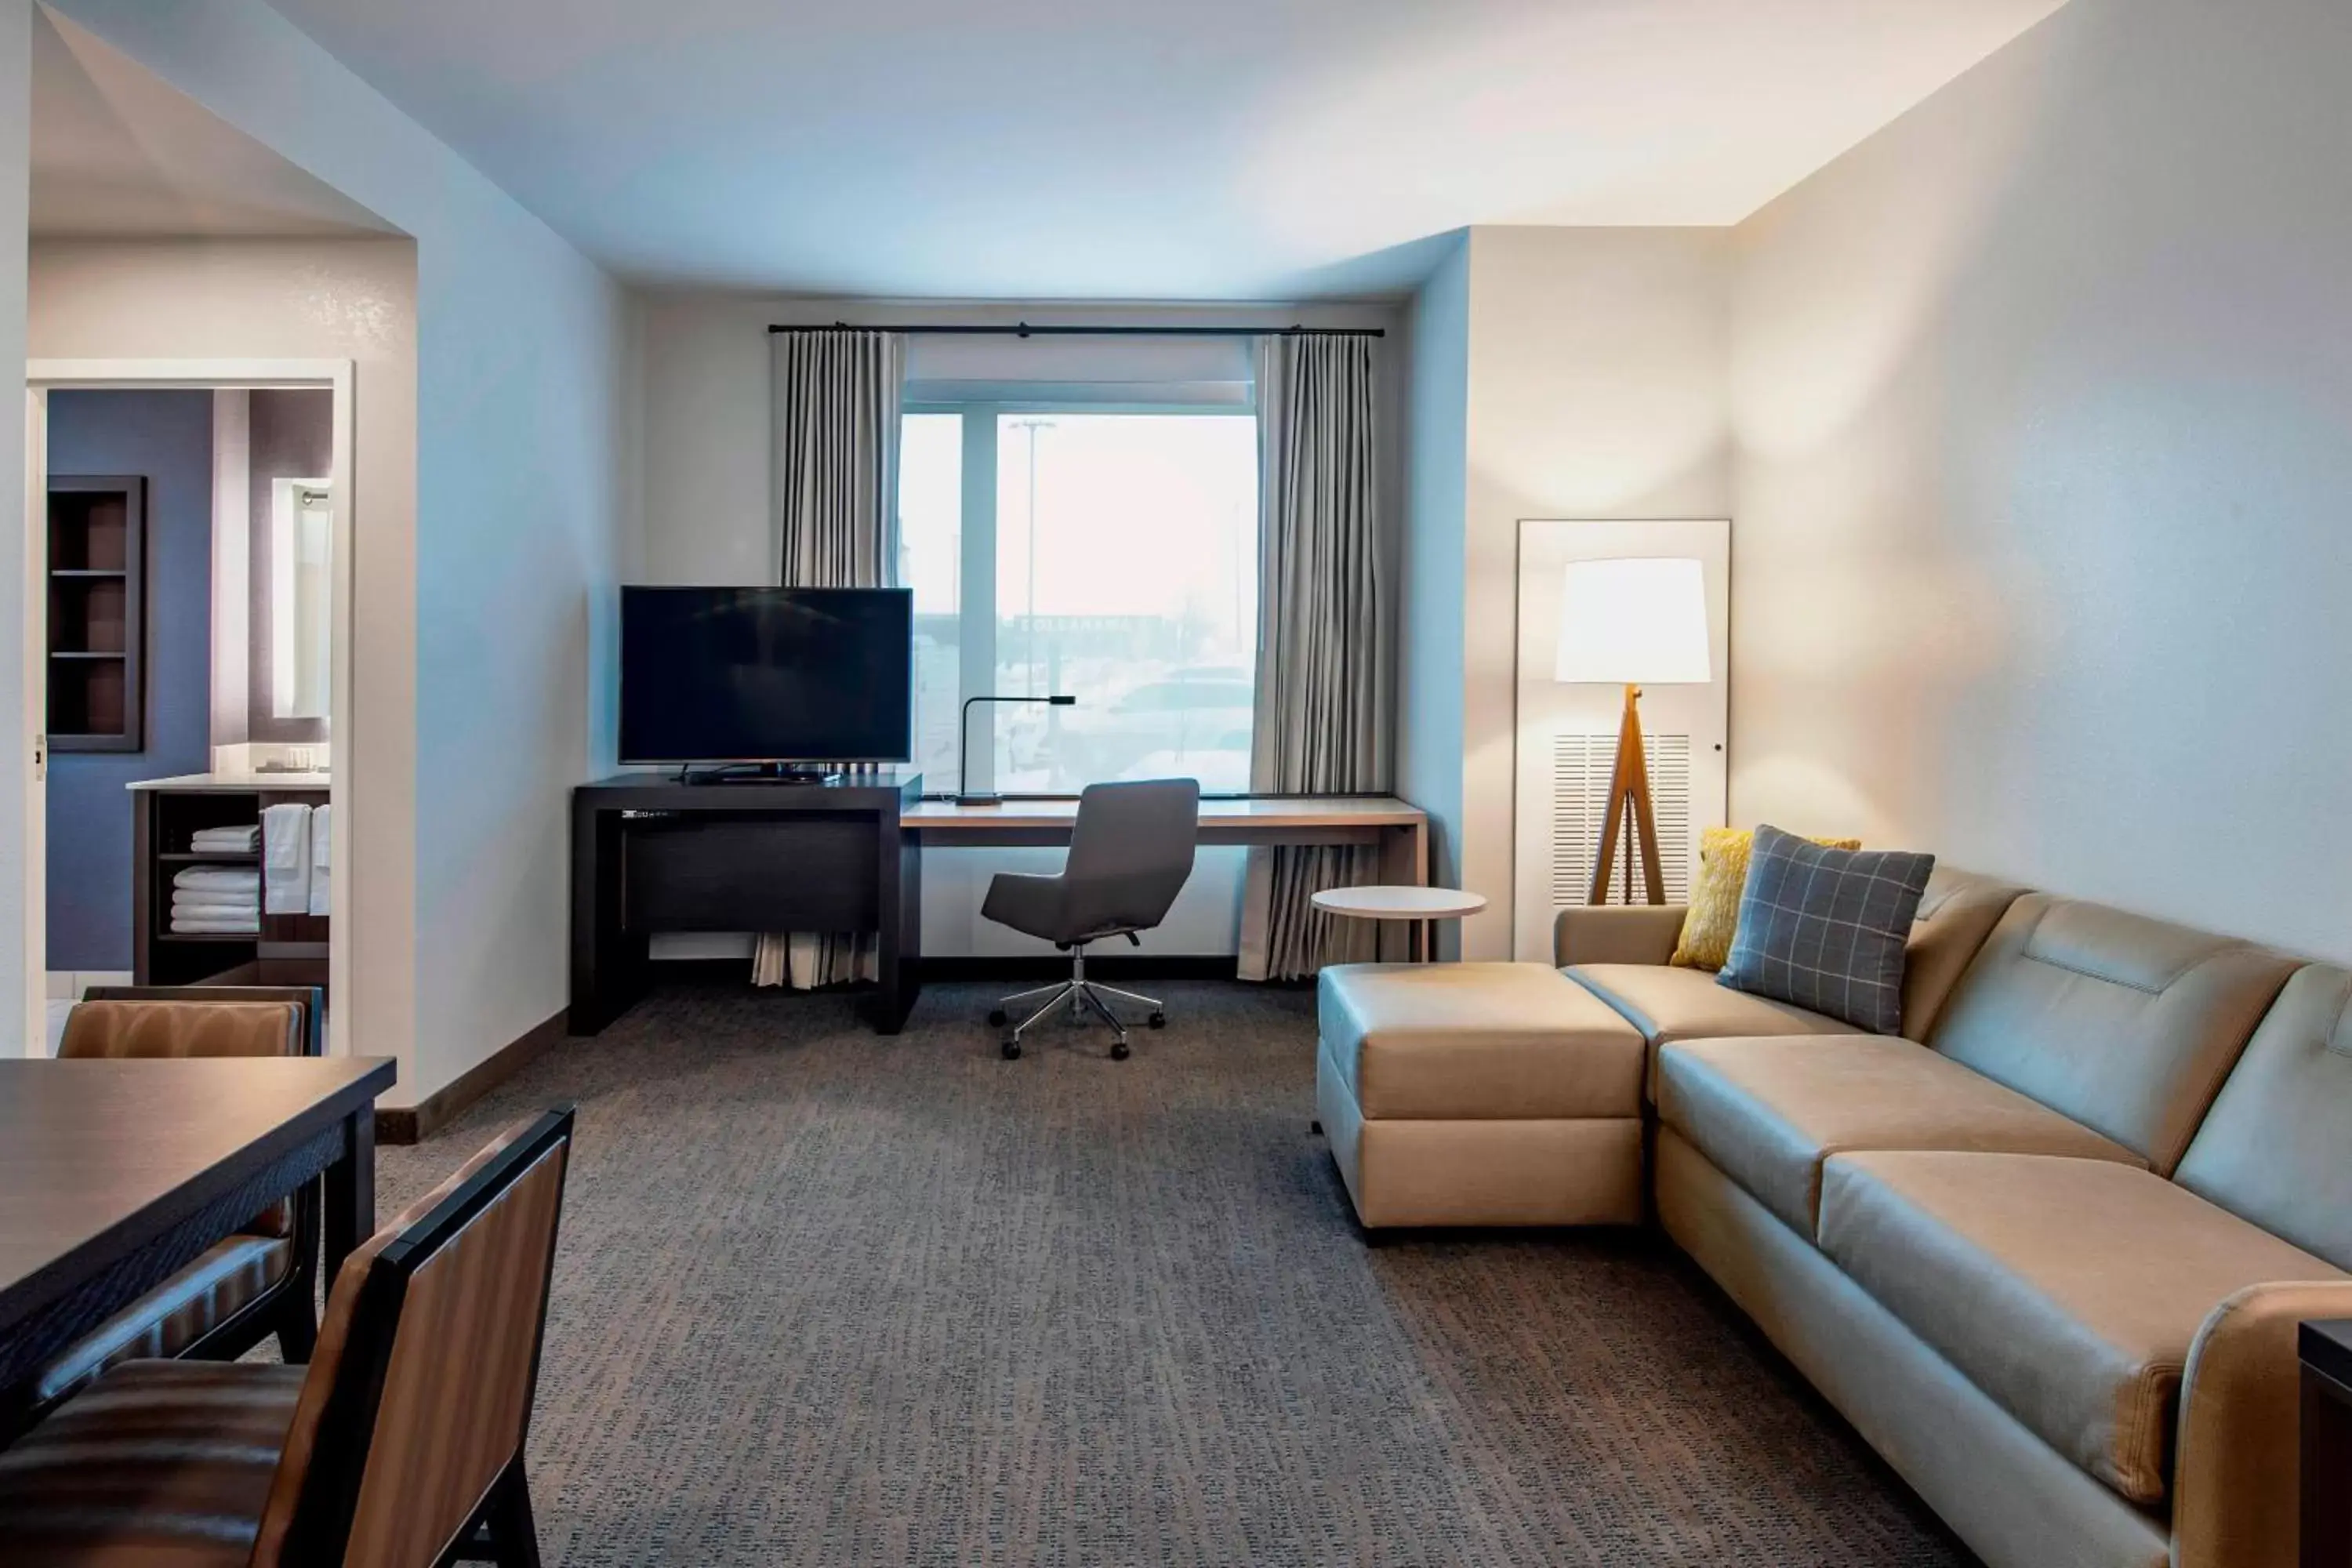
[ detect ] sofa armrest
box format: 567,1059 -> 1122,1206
2172,1279 -> 2352,1568
1554,905 -> 1686,969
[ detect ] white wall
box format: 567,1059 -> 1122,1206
1406,227 -> 1733,959
1728,0 -> 2352,960
46,0 -> 632,1106
632,292 -> 1403,958
1396,234 -> 1469,938
29,237 -> 419,1073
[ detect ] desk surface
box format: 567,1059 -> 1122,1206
0,1057 -> 394,1333
906,796 -> 1425,830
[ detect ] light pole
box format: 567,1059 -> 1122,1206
1007,419 -> 1055,695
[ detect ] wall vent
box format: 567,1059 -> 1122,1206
1550,732 -> 1692,906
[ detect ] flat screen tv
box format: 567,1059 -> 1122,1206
619,586 -> 913,764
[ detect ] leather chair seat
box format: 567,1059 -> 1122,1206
34,1236 -> 292,1403
1818,1150 -> 2350,1505
0,1359 -> 306,1566
1657,1034 -> 2143,1236
1319,963 -> 1643,1120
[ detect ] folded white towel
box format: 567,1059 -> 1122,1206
307,804 -> 332,917
173,895 -> 260,914
261,803 -> 312,916
189,825 -> 260,851
174,866 -> 261,891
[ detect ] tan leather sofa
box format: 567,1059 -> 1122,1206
1316,869 -> 2352,1568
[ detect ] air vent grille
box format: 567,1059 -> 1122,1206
1550,732 -> 1692,906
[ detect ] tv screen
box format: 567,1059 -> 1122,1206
619,586 -> 913,764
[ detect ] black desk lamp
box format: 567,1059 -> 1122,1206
957,694 -> 1076,806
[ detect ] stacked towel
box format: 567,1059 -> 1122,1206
261,803 -> 312,916
187,823 -> 261,853
307,803 -> 332,917
172,866 -> 260,934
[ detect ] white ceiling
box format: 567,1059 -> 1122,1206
260,0 -> 2067,298
32,9 -> 396,241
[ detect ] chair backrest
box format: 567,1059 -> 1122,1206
250,1109 -> 575,1568
83,984 -> 327,1058
1058,779 -> 1200,941
67,987 -> 324,1240
2173,964 -> 2352,1269
1926,894 -> 2296,1174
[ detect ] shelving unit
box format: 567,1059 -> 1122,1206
133,785 -> 329,989
47,475 -> 145,754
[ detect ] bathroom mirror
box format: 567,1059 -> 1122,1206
270,477 -> 332,720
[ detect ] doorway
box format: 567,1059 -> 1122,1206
24,361 -> 355,1055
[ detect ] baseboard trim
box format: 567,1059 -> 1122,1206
376,1007 -> 568,1146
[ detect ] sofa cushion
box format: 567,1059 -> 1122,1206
1928,895 -> 2296,1174
1657,1034 -> 2140,1236
1718,828 -> 1936,1035
1899,868 -> 2029,1044
2173,964 -> 2352,1269
1567,962 -> 1851,1100
1818,1151 -> 2350,1505
1670,827 -> 1860,971
1317,963 -> 1643,1120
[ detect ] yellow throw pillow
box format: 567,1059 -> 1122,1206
1671,827 -> 1862,971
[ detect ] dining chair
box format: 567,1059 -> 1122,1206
0,1107 -> 575,1568
28,987 -> 327,1417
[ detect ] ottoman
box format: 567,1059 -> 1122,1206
1316,963 -> 1648,1229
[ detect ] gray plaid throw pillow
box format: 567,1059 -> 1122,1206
1717,826 -> 1936,1034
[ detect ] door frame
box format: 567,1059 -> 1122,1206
25,359 -> 356,1054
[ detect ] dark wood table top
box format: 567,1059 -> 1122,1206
2307,1319 -> 2352,1389
0,1056 -> 395,1332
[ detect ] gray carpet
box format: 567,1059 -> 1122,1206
381,978 -> 1973,1566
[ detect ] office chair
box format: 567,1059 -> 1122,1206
982,778 -> 1200,1060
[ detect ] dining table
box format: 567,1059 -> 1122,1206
0,1054 -> 395,1392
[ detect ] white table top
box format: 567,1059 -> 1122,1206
126,772 -> 332,793
1311,886 -> 1487,920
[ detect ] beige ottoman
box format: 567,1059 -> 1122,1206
1316,963 -> 1647,1229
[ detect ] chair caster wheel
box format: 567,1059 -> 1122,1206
1148,1011 -> 1167,1029
1001,1037 -> 1022,1060
988,1008 -> 1007,1027
1111,1039 -> 1131,1061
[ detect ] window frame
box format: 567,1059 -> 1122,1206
901,398 -> 1260,800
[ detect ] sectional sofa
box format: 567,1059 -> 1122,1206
1315,868 -> 2352,1568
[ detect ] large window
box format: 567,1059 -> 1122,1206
898,408 -> 1258,796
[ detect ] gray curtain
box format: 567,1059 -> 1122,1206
1238,334 -> 1390,982
753,328 -> 905,989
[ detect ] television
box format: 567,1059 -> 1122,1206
619,586 -> 913,765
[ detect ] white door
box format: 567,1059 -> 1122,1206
1513,520 -> 1730,963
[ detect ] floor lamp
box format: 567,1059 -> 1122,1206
1554,557 -> 1713,906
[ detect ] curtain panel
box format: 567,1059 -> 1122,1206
755,328 -> 906,989
1238,334 -> 1391,982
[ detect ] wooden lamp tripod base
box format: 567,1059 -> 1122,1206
1588,683 -> 1668,906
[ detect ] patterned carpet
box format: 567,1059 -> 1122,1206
379,978 -> 1973,1567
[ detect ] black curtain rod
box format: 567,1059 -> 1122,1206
767,321 -> 1382,339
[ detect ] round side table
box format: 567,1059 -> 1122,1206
1311,885 -> 1487,963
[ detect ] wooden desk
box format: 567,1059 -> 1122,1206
0,1055 -> 394,1392
570,784 -> 1432,1038
917,796 -> 1430,961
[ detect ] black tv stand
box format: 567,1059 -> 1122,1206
572,770 -> 924,1034
678,762 -> 842,786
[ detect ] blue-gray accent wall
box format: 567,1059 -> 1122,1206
46,390 -> 214,972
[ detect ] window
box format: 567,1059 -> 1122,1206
898,408 -> 1258,796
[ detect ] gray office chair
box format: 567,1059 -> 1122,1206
982,778 -> 1200,1060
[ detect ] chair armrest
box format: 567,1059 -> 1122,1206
2172,1279 -> 2352,1568
1553,905 -> 1686,968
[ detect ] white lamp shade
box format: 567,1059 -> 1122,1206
1554,557 -> 1712,686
